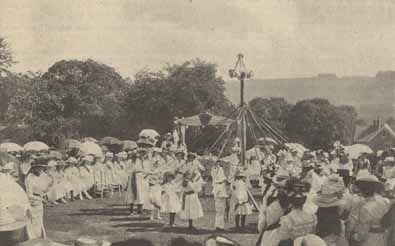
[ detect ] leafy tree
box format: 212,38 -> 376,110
285,98 -> 357,150
123,59 -> 234,138
6,59 -> 128,145
248,97 -> 293,133
0,37 -> 14,69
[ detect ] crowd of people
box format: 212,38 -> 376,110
1,134 -> 395,246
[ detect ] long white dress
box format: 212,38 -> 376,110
0,173 -> 30,220
263,209 -> 317,246
179,177 -> 204,220
161,180 -> 182,213
47,170 -> 67,202
352,195 -> 391,246
79,165 -> 94,192
232,179 -> 252,215
25,173 -> 52,239
125,159 -> 149,205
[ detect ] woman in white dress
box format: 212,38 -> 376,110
25,159 -> 54,239
64,157 -> 83,200
146,159 -> 163,220
161,172 -> 182,227
179,169 -> 204,231
264,178 -> 317,246
231,169 -> 252,231
46,160 -> 67,204
125,149 -> 149,215
78,156 -> 94,200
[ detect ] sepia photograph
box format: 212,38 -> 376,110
0,0 -> 394,245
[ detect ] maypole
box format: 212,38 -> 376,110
229,54 -> 253,168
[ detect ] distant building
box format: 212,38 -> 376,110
354,118 -> 395,151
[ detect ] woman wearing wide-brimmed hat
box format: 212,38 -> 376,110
46,160 -> 68,204
266,178 -> 317,246
161,172 -> 182,228
179,170 -> 205,231
24,157 -> 54,239
145,156 -> 163,221
63,157 -> 83,201
313,174 -> 348,246
257,169 -> 291,246
125,148 -> 150,215
231,168 -> 252,231
350,170 -> 391,246
78,155 -> 94,200
211,160 -> 229,231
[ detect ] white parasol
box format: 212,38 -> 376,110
139,129 -> 160,139
0,142 -> 23,152
285,143 -> 307,157
23,141 -> 50,152
344,144 -> 373,159
79,142 -> 103,158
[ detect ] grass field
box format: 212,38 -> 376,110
44,194 -> 261,246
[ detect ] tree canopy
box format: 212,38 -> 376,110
0,37 -> 14,69
0,47 -> 359,150
284,98 -> 357,149
122,59 -> 234,137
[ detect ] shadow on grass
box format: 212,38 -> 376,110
69,208 -> 130,217
112,222 -> 164,232
160,227 -> 214,235
226,227 -> 258,235
109,204 -> 129,207
112,238 -> 155,246
110,216 -> 150,222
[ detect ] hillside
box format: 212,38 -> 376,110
225,71 -> 395,121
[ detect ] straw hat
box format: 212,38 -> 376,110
313,174 -> 345,207
272,169 -> 290,187
66,157 -> 78,165
355,169 -> 380,183
205,235 -> 236,246
82,155 -> 94,163
47,160 -> 58,168
235,168 -> 246,178
75,238 -> 98,246
0,197 -> 26,232
285,178 -> 311,198
384,156 -> 395,164
104,152 -> 114,158
137,138 -> 155,147
116,151 -> 127,159
294,234 -> 327,246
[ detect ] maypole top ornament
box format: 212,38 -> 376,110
228,53 -> 253,80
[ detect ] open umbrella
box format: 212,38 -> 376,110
139,129 -> 160,140
79,142 -> 103,158
63,139 -> 81,149
101,136 -> 122,146
285,143 -> 307,157
81,137 -> 98,143
0,143 -> 23,152
123,140 -> 138,151
23,141 -> 49,152
344,144 -> 373,159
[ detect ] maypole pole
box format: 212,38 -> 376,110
229,54 -> 253,168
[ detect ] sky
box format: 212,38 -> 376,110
1,0 -> 395,79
